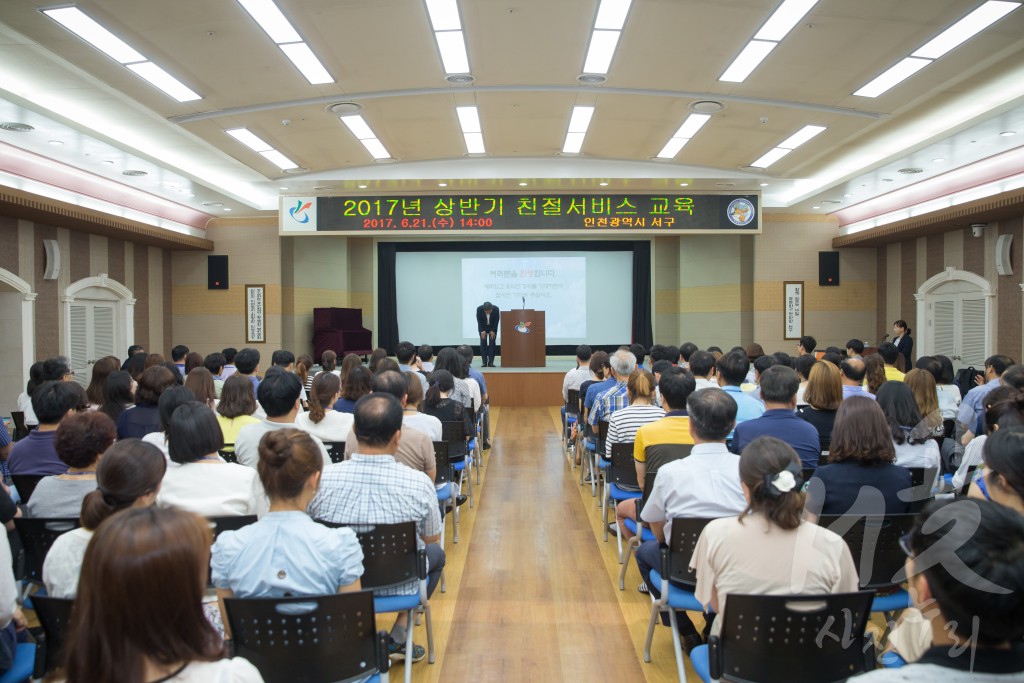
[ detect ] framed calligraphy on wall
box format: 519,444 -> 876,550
245,285 -> 265,344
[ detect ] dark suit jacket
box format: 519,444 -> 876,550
476,305 -> 500,333
894,335 -> 913,371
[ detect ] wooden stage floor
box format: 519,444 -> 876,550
410,406 -> 699,683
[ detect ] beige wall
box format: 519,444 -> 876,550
282,236 -> 351,358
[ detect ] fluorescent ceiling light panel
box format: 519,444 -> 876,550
42,7 -> 145,64
259,149 -> 299,169
236,0 -> 302,44
562,132 -> 586,154
568,106 -> 595,133
674,113 -> 711,139
912,1 -> 1020,59
657,137 -> 690,159
777,124 -> 827,149
425,0 -> 462,31
125,62 -> 201,102
226,128 -> 272,152
456,106 -> 481,133
278,42 -> 333,84
359,138 -> 391,160
463,132 -> 485,154
594,0 -> 633,30
435,30 -> 470,73
755,0 -> 819,41
854,56 -> 931,97
719,40 -> 777,82
583,29 -> 621,74
750,147 -> 793,168
340,115 -> 376,140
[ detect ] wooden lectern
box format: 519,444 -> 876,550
500,309 -> 546,367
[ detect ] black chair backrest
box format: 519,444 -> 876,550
566,389 -> 580,416
712,591 -> 875,683
31,595 -> 74,677
957,466 -> 978,497
321,441 -> 345,464
817,513 -> 917,590
441,420 -> 469,458
11,411 -> 34,441
13,517 -> 80,584
349,521 -> 422,591
218,446 -> 238,464
597,419 -> 609,452
665,518 -> 716,588
609,442 -> 639,489
12,474 -> 44,506
432,441 -> 451,486
206,515 -> 258,544
903,466 -> 938,512
643,443 -> 692,482
225,591 -> 389,683
800,467 -> 816,487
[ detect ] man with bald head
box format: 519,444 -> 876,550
840,358 -> 875,400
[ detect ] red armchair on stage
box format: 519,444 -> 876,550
313,308 -> 373,359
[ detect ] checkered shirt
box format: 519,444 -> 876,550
589,380 -> 629,427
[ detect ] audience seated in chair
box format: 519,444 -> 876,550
730,365 -> 821,468
43,439 -> 165,599
334,365 -> 371,414
235,368 -> 328,469
876,382 -> 942,472
715,351 -> 765,425
401,372 -> 442,442
858,496 -> 1024,680
212,428 -> 363,603
9,380 -> 84,477
841,357 -> 875,401
396,341 -> 429,396
605,369 -> 664,460
16,360 -> 44,427
0,508 -> 27,676
25,411 -> 114,518
59,506 -> 263,682
588,349 -> 638,442
98,370 -> 135,425
116,365 -> 177,440
804,397 -> 913,521
215,374 -> 261,455
421,370 -> 474,440
294,371 -> 353,443
309,393 -> 445,663
691,436 -> 859,643
635,387 -> 748,654
141,385 -> 194,460
957,354 -> 1015,444
157,401 -> 268,518
951,389 -> 1022,492
797,359 -> 843,453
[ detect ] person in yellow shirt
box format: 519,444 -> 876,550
215,375 -> 261,453
879,342 -> 905,382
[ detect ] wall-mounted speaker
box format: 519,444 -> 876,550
995,233 -> 1013,276
208,255 -> 229,290
43,239 -> 60,280
818,251 -> 840,287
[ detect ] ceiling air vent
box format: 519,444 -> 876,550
0,122 -> 34,132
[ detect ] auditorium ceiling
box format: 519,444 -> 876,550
0,0 -> 1023,227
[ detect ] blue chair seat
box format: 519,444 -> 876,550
452,459 -> 467,472
622,518 -> 656,542
0,643 -> 36,683
585,439 -> 597,452
689,644 -> 711,683
871,588 -> 910,613
435,483 -> 452,501
374,594 -> 421,613
468,438 -> 477,451
881,651 -> 907,668
598,458 -> 610,469
648,569 -> 703,612
608,483 -> 642,502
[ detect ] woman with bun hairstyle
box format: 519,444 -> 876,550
691,436 -> 859,636
211,428 -> 362,597
60,506 -> 262,683
294,371 -> 353,442
42,438 -> 166,599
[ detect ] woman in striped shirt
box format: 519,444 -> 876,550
605,369 -> 665,458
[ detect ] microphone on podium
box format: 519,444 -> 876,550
522,296 -> 526,309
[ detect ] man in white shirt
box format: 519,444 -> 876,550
688,350 -> 718,392
562,344 -> 594,402
636,388 -> 747,653
235,367 -> 329,468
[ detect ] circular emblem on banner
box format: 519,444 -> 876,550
727,198 -> 755,226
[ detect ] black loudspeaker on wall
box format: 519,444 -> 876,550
208,255 -> 229,290
819,251 -> 840,287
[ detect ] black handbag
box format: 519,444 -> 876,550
954,366 -> 982,398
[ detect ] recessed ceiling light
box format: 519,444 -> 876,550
898,167 -> 924,174
260,149 -> 300,170
599,181 -> 609,186
358,184 -> 367,189
202,201 -> 223,207
777,125 -> 827,149
854,57 -> 931,98
812,205 -> 821,209
1000,130 -> 1017,137
126,62 -> 201,101
715,182 -> 735,187
911,1 -> 1020,60
227,128 -> 272,152
122,169 -> 147,176
759,183 -> 769,187
932,158 -> 945,162
435,29 -> 470,73
279,186 -> 289,190
41,7 -> 145,63
843,193 -> 853,197
755,0 -> 819,42
518,182 -> 528,186
425,0 -> 462,31
679,182 -> 689,187
0,122 -> 34,132
583,29 -> 621,74
720,40 -> 777,82
278,42 -> 334,84
237,0 -> 302,43
821,199 -> 842,204
594,0 -> 633,30
881,178 -> 894,182
438,182 -> 448,187
48,140 -> 63,145
750,147 -> 792,168
223,207 -> 232,211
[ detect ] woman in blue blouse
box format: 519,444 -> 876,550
211,428 -> 363,598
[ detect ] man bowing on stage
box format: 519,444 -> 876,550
476,301 -> 500,367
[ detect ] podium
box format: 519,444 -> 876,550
500,309 -> 545,367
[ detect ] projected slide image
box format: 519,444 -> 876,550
461,257 -> 586,338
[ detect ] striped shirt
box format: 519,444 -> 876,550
605,404 -> 665,457
308,454 -> 441,596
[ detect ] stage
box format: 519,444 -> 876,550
478,357 -> 577,407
